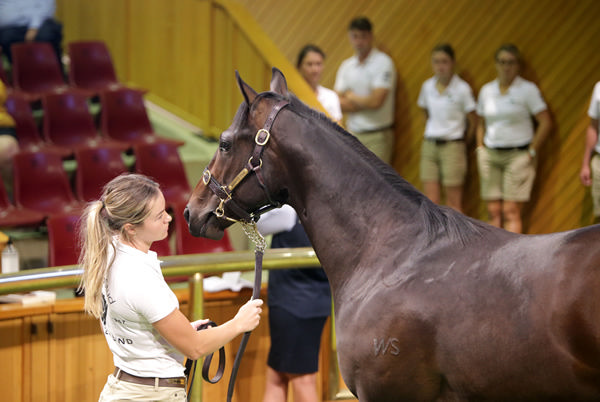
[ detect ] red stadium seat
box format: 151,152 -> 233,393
67,41 -> 121,95
5,93 -> 71,157
13,151 -> 85,216
100,88 -> 183,148
10,42 -> 71,102
74,146 -> 129,202
47,213 -> 82,267
0,175 -> 45,227
134,142 -> 190,209
42,90 -> 128,154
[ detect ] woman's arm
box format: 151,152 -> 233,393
341,88 -> 389,112
153,298 -> 263,360
529,109 -> 552,157
465,111 -> 477,143
475,115 -> 486,148
580,119 -> 599,186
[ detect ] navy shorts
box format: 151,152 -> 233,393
267,306 -> 328,374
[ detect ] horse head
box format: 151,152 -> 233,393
185,68 -> 292,240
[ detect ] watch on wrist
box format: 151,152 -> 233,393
528,147 -> 537,158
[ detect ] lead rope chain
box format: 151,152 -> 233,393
241,221 -> 267,255
226,221 -> 265,402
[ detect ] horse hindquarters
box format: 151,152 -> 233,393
336,310 -> 443,402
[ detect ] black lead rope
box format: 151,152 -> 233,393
185,321 -> 226,401
226,248 -> 263,402
184,239 -> 264,402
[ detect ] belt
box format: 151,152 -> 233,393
486,144 -> 529,151
113,367 -> 186,389
425,137 -> 463,145
354,125 -> 394,134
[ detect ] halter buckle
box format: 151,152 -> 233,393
202,169 -> 212,185
255,129 -> 270,146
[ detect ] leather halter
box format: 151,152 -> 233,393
201,99 -> 289,223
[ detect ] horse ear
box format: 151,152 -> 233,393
270,67 -> 289,97
236,70 -> 258,105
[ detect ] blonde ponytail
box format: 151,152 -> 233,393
79,201 -> 113,318
78,173 -> 160,319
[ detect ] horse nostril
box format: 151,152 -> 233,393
183,206 -> 190,224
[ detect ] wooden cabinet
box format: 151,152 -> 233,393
0,289 -> 341,402
0,315 -> 27,402
0,301 -> 113,402
49,301 -> 114,402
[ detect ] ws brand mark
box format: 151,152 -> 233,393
373,338 -> 400,356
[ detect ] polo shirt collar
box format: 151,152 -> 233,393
115,240 -> 159,262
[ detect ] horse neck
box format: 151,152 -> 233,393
278,119 -> 425,287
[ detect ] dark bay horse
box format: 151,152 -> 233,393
184,68 -> 600,401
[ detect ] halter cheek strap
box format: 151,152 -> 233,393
202,99 -> 289,223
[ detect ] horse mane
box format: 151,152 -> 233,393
258,92 -> 488,246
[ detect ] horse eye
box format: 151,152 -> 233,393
219,140 -> 231,152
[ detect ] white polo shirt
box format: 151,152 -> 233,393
334,48 -> 396,133
417,74 -> 476,140
101,241 -> 183,378
477,76 -> 547,148
587,81 -> 600,153
317,85 -> 342,122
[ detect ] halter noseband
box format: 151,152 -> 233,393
201,99 -> 289,223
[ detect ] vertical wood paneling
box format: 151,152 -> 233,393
0,318 -> 24,402
55,0 -> 600,233
234,0 -> 600,233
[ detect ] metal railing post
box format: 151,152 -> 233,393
189,272 -> 204,402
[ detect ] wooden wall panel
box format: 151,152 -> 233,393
0,318 -> 24,402
234,0 -> 600,233
55,0 -> 600,233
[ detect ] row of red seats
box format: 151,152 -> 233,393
4,89 -> 190,217
4,145 -> 232,266
6,88 -> 182,157
11,143 -> 189,215
1,40 -> 133,101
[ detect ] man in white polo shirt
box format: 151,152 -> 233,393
334,16 -> 396,164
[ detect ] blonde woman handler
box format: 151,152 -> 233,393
476,44 -> 552,233
79,173 -> 263,401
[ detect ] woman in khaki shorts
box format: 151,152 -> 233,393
579,81 -> 600,223
418,43 -> 476,212
476,44 -> 552,233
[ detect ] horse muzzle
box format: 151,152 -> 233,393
184,204 -> 229,240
